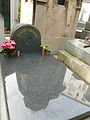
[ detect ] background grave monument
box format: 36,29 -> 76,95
81,15 -> 90,39
10,24 -> 41,53
0,15 -> 4,43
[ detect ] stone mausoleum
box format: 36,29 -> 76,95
20,0 -> 83,53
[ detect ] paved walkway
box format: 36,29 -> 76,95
0,53 -> 90,120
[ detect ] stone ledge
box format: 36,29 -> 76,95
58,50 -> 90,84
65,39 -> 90,65
0,63 -> 9,120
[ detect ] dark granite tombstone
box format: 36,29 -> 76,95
10,24 -> 41,52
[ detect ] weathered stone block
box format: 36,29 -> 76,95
75,30 -> 82,39
85,21 -> 90,31
65,39 -> 90,65
58,50 -> 90,84
81,30 -> 90,39
58,50 -> 73,67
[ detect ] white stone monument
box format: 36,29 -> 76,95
10,0 -> 19,29
20,0 -> 33,24
0,15 -> 4,43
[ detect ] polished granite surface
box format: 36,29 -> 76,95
1,53 -> 90,120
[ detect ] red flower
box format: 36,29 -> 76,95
0,40 -> 16,49
0,40 -> 16,55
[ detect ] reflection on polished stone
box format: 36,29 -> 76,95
1,54 -> 90,120
62,68 -> 90,106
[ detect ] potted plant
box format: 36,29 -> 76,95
0,40 -> 16,56
40,44 -> 50,55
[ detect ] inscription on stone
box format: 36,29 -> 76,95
10,24 -> 41,52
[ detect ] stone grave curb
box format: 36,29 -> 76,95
0,63 -> 9,120
65,39 -> 90,66
58,50 -> 90,84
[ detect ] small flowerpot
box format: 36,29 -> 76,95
42,50 -> 48,55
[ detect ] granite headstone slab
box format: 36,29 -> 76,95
10,24 -> 41,52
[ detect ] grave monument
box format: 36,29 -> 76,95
10,24 -> 41,53
81,15 -> 90,39
58,36 -> 90,84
